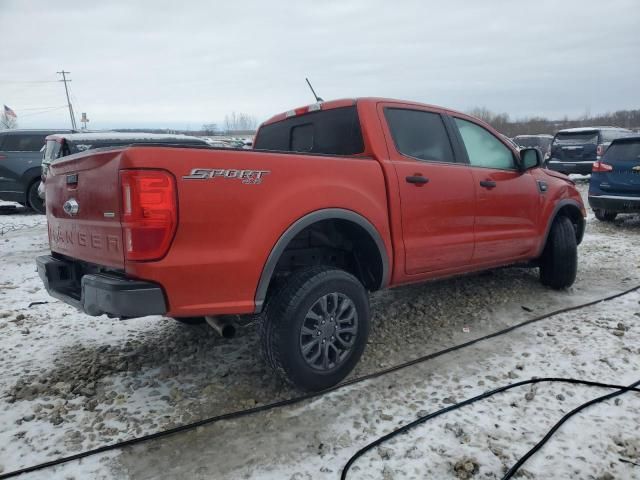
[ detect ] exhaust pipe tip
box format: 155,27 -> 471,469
205,316 -> 237,339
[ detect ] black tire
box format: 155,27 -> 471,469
260,266 -> 370,392
539,216 -> 577,289
173,316 -> 206,325
27,181 -> 45,214
594,209 -> 617,222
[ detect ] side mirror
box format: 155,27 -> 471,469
520,148 -> 542,170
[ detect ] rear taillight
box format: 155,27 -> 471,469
120,169 -> 177,261
596,144 -> 606,158
592,161 -> 613,172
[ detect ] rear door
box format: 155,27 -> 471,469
380,105 -> 476,274
597,139 -> 640,195
0,132 -> 47,192
449,116 -> 539,264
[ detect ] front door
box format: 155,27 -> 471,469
381,106 -> 476,275
450,117 -> 539,264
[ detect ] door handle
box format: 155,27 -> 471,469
479,180 -> 497,189
406,175 -> 429,185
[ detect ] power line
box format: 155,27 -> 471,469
57,70 -> 77,130
0,80 -> 58,84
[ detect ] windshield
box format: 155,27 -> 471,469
553,132 -> 598,145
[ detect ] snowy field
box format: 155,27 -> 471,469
0,179 -> 639,479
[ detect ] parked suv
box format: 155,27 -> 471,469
588,135 -> 640,221
0,129 -> 72,213
39,132 -> 211,200
547,127 -> 633,175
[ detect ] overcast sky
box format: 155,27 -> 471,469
1,0 -> 639,130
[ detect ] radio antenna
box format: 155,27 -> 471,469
305,77 -> 324,103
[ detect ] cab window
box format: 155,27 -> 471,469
454,118 -> 515,170
384,108 -> 455,163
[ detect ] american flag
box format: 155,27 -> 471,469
4,105 -> 17,118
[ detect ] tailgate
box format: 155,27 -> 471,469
46,149 -> 125,269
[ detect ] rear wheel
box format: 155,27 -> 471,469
539,216 -> 577,289
27,181 -> 45,214
260,266 -> 370,392
594,209 -> 617,222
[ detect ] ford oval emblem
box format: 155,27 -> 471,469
63,198 -> 80,216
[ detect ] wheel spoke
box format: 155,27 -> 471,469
318,295 -> 328,315
337,326 -> 356,335
322,342 -> 331,369
307,344 -> 322,365
328,292 -> 339,315
305,310 -> 323,322
301,338 -> 320,355
301,325 -> 317,336
338,306 -> 355,323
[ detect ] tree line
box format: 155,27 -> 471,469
467,107 -> 640,137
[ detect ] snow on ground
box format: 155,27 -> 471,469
0,180 -> 639,479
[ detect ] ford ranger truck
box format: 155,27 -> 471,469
37,98 -> 586,391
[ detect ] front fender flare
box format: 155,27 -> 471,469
537,199 -> 585,257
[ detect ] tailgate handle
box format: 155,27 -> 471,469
66,174 -> 78,186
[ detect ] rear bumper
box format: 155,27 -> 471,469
547,160 -> 594,175
588,195 -> 640,213
36,255 -> 167,318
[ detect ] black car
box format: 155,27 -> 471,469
0,129 -> 73,213
512,134 -> 553,159
39,132 -> 211,203
547,127 -> 633,175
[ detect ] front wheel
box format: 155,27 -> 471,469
27,181 -> 45,214
594,209 -> 617,222
260,266 -> 370,392
539,216 -> 577,289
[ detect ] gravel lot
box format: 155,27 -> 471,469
0,179 -> 639,478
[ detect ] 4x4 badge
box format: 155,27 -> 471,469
63,198 -> 79,216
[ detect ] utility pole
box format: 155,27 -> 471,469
57,70 -> 77,130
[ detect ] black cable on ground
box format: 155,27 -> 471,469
1,283 -> 639,480
341,378 -> 640,480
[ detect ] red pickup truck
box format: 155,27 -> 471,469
37,98 -> 586,391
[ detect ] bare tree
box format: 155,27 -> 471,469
1,111 -> 17,129
202,123 -> 219,135
224,112 -> 258,133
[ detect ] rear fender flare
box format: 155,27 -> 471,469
254,208 -> 390,313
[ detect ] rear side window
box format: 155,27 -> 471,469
454,118 -> 515,170
384,109 -> 454,163
1,134 -> 46,151
254,106 -> 364,155
553,132 -> 598,145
